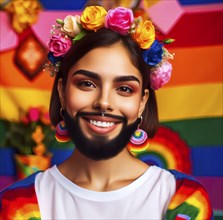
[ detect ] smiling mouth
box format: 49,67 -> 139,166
89,120 -> 115,128
81,115 -> 122,135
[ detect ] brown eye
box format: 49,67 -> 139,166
77,80 -> 96,91
78,80 -> 96,88
117,86 -> 133,95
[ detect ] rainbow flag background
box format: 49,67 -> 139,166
0,0 -> 222,218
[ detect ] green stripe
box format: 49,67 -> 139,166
161,117 -> 223,146
0,119 -> 7,146
0,119 -> 74,149
1,118 -> 222,148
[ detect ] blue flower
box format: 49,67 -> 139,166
47,52 -> 62,64
143,40 -> 163,66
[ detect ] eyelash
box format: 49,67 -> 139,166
77,80 -> 96,89
77,80 -> 134,95
116,85 -> 133,95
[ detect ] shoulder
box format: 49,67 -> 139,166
165,169 -> 213,220
0,172 -> 41,220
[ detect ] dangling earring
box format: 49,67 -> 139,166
128,116 -> 149,154
55,108 -> 70,143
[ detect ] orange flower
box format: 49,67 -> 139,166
32,125 -> 44,144
80,6 -> 107,31
33,143 -> 46,156
131,20 -> 155,49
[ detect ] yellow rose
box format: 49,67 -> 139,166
131,20 -> 155,49
80,6 -> 107,32
4,0 -> 41,33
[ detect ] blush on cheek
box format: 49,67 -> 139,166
120,102 -> 140,123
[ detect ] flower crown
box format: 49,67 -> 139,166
44,6 -> 174,90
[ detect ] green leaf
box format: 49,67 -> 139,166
73,31 -> 86,42
163,38 -> 175,44
56,19 -> 64,25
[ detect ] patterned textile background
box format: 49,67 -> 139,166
0,0 -> 222,218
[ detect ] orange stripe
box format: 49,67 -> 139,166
1,45 -> 222,89
167,44 -> 223,87
0,50 -> 53,90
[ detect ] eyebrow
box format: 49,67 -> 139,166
114,75 -> 140,84
72,69 -> 140,84
73,69 -> 101,80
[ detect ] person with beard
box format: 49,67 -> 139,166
0,6 -> 213,220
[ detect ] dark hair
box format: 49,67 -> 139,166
49,28 -> 159,138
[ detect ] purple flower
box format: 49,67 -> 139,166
143,40 -> 163,66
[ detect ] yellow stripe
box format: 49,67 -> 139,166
186,191 -> 210,220
0,83 -> 222,121
0,87 -> 51,121
157,83 -> 223,121
148,142 -> 177,169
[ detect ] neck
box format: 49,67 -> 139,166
58,147 -> 149,191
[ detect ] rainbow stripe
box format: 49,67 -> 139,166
0,172 -> 40,220
128,126 -> 192,174
166,170 -> 213,220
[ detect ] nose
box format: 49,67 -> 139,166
92,88 -> 113,113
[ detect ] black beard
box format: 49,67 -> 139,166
64,111 -> 140,161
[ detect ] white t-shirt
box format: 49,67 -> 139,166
35,165 -> 176,219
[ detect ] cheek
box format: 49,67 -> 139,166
65,87 -> 93,115
118,97 -> 142,123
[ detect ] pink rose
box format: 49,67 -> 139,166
28,107 -> 40,122
150,61 -> 172,90
48,34 -> 72,57
105,7 -> 134,35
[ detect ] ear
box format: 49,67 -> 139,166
57,78 -> 66,109
138,89 -> 149,117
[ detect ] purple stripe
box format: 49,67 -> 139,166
195,176 -> 223,210
0,176 -> 17,191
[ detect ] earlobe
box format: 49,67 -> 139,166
57,78 -> 66,109
138,89 -> 149,117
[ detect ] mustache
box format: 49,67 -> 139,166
76,111 -> 127,124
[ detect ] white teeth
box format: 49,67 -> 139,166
90,120 -> 115,128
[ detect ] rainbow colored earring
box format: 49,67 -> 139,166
128,116 -> 149,154
55,108 -> 70,143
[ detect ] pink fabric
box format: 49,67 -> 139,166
0,11 -> 82,52
147,0 -> 184,34
32,11 -> 81,47
0,12 -> 18,51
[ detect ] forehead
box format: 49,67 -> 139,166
68,42 -> 142,82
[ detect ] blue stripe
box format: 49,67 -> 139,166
40,0 -> 87,10
179,0 -> 223,5
0,148 -> 73,176
50,148 -> 73,165
0,148 -> 16,176
191,146 -> 223,176
1,147 -> 223,177
40,0 -> 223,9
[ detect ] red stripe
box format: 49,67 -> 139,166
161,11 -> 223,48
